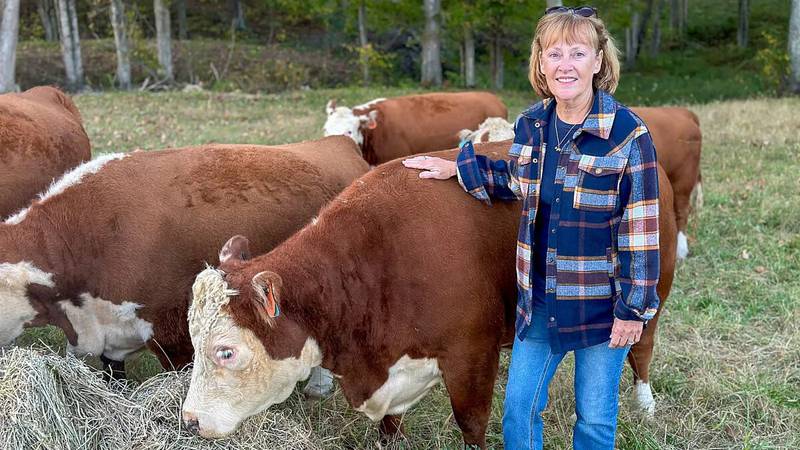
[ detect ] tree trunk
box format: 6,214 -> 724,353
636,0 -> 655,58
489,35 -> 505,90
110,0 -> 131,89
546,0 -> 563,7
737,0 -> 749,48
682,0 -> 688,36
230,0 -> 245,30
670,0 -> 680,34
358,0 -> 368,86
790,0 -> 800,93
650,0 -> 663,57
625,12 -> 641,69
464,26 -> 475,88
420,0 -> 442,87
57,0 -> 83,90
175,0 -> 187,40
0,0 -> 19,93
154,0 -> 173,82
37,0 -> 56,41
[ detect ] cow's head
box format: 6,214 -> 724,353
0,262 -> 54,346
322,99 -> 379,147
182,236 -> 321,438
457,117 -> 515,144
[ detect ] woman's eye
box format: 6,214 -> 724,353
216,348 -> 235,360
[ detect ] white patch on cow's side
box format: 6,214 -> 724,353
303,366 -> 335,398
355,355 -> 442,421
0,262 -> 54,345
633,380 -> 656,417
4,153 -> 127,224
59,293 -> 153,361
353,98 -> 386,111
676,231 -> 689,260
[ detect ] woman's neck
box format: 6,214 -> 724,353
555,89 -> 594,124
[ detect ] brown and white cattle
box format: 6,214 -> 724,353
0,86 -> 91,218
0,137 -> 367,376
323,92 -> 507,165
182,142 -> 676,446
460,106 -> 701,259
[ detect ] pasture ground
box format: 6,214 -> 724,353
15,88 -> 800,449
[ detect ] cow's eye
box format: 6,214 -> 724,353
345,130 -> 352,135
216,348 -> 235,361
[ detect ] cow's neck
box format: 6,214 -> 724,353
0,222 -> 52,270
262,224 -> 378,371
361,129 -> 378,166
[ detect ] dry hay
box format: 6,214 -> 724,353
0,347 -> 322,450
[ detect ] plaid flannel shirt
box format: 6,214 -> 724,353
456,90 -> 660,352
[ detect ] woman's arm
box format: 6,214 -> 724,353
615,130 -> 661,322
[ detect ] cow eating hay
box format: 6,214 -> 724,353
0,347 -> 321,450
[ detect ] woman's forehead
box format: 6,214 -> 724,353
539,20 -> 598,51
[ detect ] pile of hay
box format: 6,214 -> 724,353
0,347 -> 322,450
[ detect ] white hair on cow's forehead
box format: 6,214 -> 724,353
189,267 -> 239,355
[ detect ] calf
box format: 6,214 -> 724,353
182,143 -> 676,446
0,137 -> 367,374
0,86 -> 91,218
460,107 -> 701,259
323,92 -> 507,165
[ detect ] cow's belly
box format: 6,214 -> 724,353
355,355 -> 442,421
59,294 -> 154,361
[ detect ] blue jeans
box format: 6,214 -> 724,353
503,310 -> 630,450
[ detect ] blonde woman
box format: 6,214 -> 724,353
404,6 -> 660,449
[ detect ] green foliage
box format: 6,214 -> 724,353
754,31 -> 790,92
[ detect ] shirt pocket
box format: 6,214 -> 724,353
573,154 -> 627,212
510,143 -> 538,198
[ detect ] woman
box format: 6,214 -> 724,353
403,6 -> 660,450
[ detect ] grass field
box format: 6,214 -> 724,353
15,88 -> 800,449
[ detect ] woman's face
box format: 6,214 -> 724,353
540,40 -> 602,104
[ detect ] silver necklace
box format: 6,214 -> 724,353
554,116 -> 581,152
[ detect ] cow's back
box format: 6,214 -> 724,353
366,92 -> 507,164
0,86 -> 91,218
632,107 -> 702,181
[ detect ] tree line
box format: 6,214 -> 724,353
1,0 -> 799,93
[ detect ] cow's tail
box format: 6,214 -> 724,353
691,171 -> 704,211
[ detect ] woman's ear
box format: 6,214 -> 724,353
594,50 -> 603,74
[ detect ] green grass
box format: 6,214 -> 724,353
14,89 -> 800,449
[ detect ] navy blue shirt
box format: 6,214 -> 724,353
532,110 -> 582,309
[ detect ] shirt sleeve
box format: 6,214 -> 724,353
615,129 -> 661,322
454,115 -> 525,205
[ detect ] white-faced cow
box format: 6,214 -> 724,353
0,86 -> 91,218
0,137 -> 367,376
182,142 -> 676,446
460,106 -> 701,259
323,92 -> 507,165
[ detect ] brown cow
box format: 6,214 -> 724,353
181,142 -> 675,446
323,92 -> 507,165
0,137 -> 367,375
459,106 -> 701,259
0,86 -> 92,218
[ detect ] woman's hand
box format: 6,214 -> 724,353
608,318 -> 644,348
402,156 -> 457,180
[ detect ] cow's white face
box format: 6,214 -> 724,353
0,262 -> 53,346
183,268 -> 321,438
322,101 -> 379,147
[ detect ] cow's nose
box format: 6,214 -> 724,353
183,411 -> 200,435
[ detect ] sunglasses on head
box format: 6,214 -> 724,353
545,6 -> 598,18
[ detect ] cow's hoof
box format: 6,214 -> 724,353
633,380 -> 656,417
302,366 -> 335,399
676,232 -> 689,260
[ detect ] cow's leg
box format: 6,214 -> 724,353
673,191 -> 692,260
303,366 -> 335,398
440,348 -> 499,449
100,355 -> 127,380
627,307 -> 665,417
378,415 -> 406,445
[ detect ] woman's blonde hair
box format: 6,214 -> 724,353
528,11 -> 621,98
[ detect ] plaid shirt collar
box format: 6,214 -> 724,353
520,89 -> 619,140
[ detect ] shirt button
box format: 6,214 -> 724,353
549,316 -> 555,322
595,168 -> 603,174
534,122 -> 541,128
555,197 -> 560,203
532,158 -> 538,163
551,228 -> 556,234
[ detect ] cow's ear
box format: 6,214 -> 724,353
363,110 -> 379,129
219,235 -> 251,264
251,271 -> 282,324
326,99 -> 336,115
